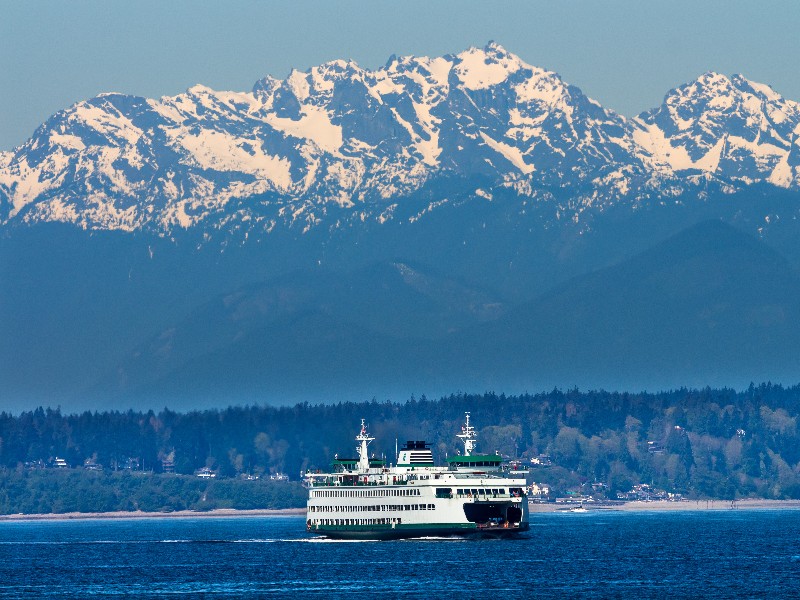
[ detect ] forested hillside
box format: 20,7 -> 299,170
0,470 -> 306,514
3,384 -> 800,508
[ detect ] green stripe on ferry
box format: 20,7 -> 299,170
446,455 -> 502,464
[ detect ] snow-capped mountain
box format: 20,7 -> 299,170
1,43 -> 799,235
634,72 -> 800,187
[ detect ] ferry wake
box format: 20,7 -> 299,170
304,414 -> 529,540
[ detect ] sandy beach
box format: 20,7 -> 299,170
0,508 -> 306,522
528,499 -> 800,513
5,500 -> 800,521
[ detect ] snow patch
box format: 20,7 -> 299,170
167,129 -> 292,189
632,122 -> 695,171
287,70 -> 311,102
514,69 -> 565,105
746,79 -> 783,102
426,56 -> 453,87
694,136 -> 725,172
265,106 -> 343,154
768,153 -> 794,187
479,132 -> 534,173
49,133 -> 86,151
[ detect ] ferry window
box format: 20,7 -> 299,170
471,489 -> 478,495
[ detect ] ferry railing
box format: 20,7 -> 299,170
307,478 -> 411,487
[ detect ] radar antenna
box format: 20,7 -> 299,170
356,418 -> 374,472
456,412 -> 477,457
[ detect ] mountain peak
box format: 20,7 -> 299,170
696,70 -> 731,84
313,57 -> 362,76
186,84 -> 216,96
635,69 -> 800,182
452,43 -> 525,90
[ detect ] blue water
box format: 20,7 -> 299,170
1,511 -> 799,598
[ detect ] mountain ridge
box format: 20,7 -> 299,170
2,43 -> 799,239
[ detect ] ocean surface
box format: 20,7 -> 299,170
1,510 -> 799,598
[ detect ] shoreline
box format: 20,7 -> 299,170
5,499 -> 800,521
0,508 -> 306,522
529,499 -> 800,513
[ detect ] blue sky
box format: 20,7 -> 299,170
1,0 -> 799,150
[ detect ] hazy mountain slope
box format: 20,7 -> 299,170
460,220 -> 800,391
96,220 -> 800,408
104,260 -> 502,397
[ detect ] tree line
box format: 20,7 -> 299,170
0,470 -> 306,514
2,383 -> 800,506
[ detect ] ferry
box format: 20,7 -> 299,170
304,413 -> 529,539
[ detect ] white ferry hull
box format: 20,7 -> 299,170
305,416 -> 529,541
306,481 -> 529,541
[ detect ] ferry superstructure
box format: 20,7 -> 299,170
304,414 -> 529,540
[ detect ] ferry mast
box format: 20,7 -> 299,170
356,418 -> 374,472
456,412 -> 477,456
